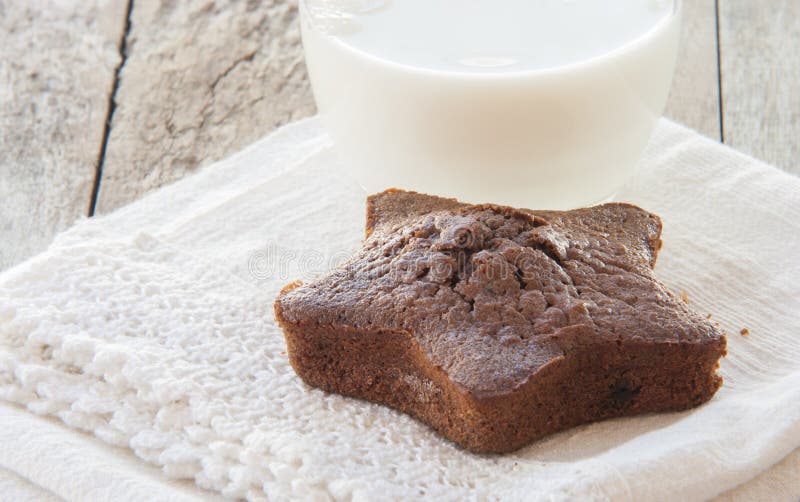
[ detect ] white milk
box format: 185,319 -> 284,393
301,0 -> 681,209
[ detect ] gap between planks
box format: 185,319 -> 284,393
715,0 -> 725,142
88,0 -> 134,217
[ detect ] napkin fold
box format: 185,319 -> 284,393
0,117 -> 798,501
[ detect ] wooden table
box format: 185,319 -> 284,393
0,1 -> 798,496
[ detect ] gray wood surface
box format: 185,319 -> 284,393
0,0 -> 127,270
719,0 -> 800,174
665,0 -> 721,139
94,0 -> 316,214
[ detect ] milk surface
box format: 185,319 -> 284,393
307,0 -> 674,73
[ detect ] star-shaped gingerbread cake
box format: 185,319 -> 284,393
274,189 -> 726,453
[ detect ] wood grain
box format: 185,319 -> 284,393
665,0 -> 721,139
95,0 -> 316,214
719,0 -> 800,174
0,0 -> 127,271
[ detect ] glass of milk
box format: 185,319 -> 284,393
300,0 -> 681,209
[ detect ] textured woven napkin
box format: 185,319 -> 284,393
0,117 -> 798,501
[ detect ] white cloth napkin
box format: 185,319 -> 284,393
0,117 -> 798,501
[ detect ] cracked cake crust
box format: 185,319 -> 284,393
274,189 -> 726,453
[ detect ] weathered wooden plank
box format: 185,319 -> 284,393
664,0 -> 721,139
95,0 -> 316,213
0,0 -> 127,270
719,0 -> 800,174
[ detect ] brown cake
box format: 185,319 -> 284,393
274,189 -> 726,453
